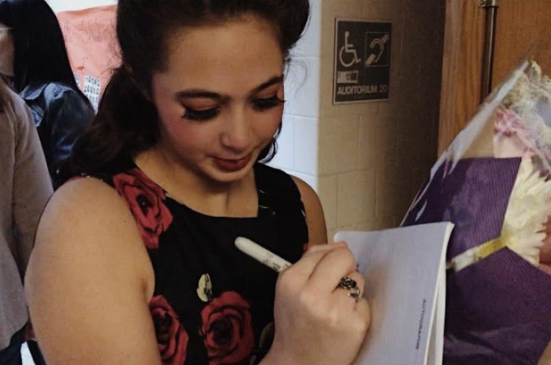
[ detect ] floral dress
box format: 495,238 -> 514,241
93,160 -> 308,365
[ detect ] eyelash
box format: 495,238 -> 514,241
183,108 -> 220,122
182,95 -> 285,122
252,95 -> 286,111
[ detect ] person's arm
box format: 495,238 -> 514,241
25,178 -> 161,365
12,94 -> 53,274
291,176 -> 328,246
45,86 -> 94,167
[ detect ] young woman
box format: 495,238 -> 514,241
26,1 -> 371,364
0,78 -> 52,365
0,0 -> 94,183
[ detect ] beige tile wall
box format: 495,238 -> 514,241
270,0 -> 445,241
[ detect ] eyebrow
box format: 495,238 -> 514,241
174,75 -> 284,100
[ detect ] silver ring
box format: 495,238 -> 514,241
338,276 -> 361,301
339,276 -> 358,290
347,286 -> 361,300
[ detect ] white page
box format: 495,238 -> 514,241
335,222 -> 453,365
427,258 -> 446,365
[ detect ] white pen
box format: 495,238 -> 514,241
235,237 -> 291,273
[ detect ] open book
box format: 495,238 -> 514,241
335,222 -> 454,365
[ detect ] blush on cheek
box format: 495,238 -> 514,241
159,110 -> 201,140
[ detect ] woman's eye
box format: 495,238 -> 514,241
252,95 -> 285,111
182,107 -> 220,121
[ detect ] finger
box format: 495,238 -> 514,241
282,247 -> 341,287
354,298 -> 371,330
333,270 -> 365,296
307,246 -> 357,294
280,243 -> 352,290
291,242 -> 348,275
302,241 -> 347,257
340,297 -> 371,341
332,271 -> 365,310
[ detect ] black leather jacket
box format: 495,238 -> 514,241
20,82 -> 95,176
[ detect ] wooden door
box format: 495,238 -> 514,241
438,0 -> 486,154
438,0 -> 551,155
492,0 -> 551,84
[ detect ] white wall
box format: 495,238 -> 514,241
271,0 -> 445,240
268,0 -> 322,191
46,0 -> 116,13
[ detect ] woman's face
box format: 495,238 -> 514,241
150,15 -> 284,185
0,22 -> 14,77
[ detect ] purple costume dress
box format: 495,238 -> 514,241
402,157 -> 551,365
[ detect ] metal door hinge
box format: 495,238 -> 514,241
479,0 -> 499,8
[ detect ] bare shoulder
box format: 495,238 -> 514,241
25,177 -> 159,364
290,176 -> 319,211
42,176 -> 130,223
36,177 -> 143,250
30,176 -> 153,289
291,176 -> 328,245
28,176 -> 155,295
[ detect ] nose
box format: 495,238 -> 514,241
221,109 -> 251,153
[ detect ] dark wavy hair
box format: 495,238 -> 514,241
0,0 -> 86,100
58,0 -> 310,183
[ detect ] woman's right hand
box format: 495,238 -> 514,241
263,242 -> 371,365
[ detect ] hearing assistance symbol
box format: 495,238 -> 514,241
365,33 -> 390,67
334,20 -> 392,104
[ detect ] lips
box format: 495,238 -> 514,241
213,154 -> 252,172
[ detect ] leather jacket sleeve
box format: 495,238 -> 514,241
41,83 -> 95,169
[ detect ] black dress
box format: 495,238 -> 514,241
95,160 -> 309,365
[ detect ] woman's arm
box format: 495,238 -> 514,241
291,176 -> 328,246
25,178 -> 161,365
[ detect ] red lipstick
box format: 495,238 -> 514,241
213,154 -> 251,172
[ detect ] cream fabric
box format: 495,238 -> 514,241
0,87 -> 52,350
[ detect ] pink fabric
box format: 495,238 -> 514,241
493,106 -> 536,159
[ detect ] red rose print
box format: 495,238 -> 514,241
113,168 -> 173,250
150,295 -> 189,365
200,292 -> 255,365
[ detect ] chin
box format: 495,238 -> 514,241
203,160 -> 256,185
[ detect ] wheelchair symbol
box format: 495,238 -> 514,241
339,31 -> 362,68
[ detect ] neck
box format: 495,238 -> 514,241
135,147 -> 258,217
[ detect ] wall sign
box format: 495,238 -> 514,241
333,20 -> 392,104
